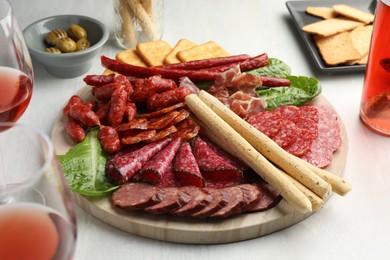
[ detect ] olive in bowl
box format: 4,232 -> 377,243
23,15 -> 108,78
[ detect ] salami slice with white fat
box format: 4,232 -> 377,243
246,110 -> 283,138
285,127 -> 314,156
271,120 -> 298,148
173,142 -> 205,187
273,105 -> 302,123
137,137 -> 182,184
106,138 -> 171,185
193,136 -> 242,187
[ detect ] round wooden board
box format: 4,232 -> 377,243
51,85 -> 348,244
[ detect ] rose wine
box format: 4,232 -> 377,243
0,66 -> 33,123
360,0 -> 390,136
0,203 -> 76,260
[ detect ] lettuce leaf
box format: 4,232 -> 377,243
246,58 -> 291,78
58,128 -> 119,196
256,75 -> 321,110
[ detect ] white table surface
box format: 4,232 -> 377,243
10,0 -> 390,259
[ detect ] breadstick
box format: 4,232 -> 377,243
185,94 -> 312,214
198,90 -> 333,200
127,0 -> 159,41
140,0 -> 153,15
118,0 -> 137,48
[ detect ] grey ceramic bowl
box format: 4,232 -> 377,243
23,15 -> 108,78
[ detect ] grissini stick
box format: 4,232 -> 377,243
118,0 -> 137,47
127,0 -> 159,41
198,90 -> 334,200
185,94 -> 312,214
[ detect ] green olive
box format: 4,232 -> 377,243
56,37 -> 77,53
45,29 -> 67,46
45,47 -> 62,54
76,38 -> 91,51
67,24 -> 87,41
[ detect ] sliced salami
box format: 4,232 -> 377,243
246,110 -> 283,138
191,187 -> 228,218
238,184 -> 261,212
173,142 -> 205,187
137,137 -> 182,184
210,186 -> 245,218
271,120 -> 298,148
192,137 -> 242,187
106,138 -> 171,185
299,105 -> 319,123
300,139 -> 334,168
273,105 -> 302,123
295,117 -> 318,137
248,183 -> 282,212
112,183 -> 161,210
173,186 -> 213,217
155,163 -> 178,188
143,187 -> 191,214
203,138 -> 249,172
284,127 -> 315,156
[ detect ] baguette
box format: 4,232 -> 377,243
185,94 -> 312,214
198,90 -> 333,199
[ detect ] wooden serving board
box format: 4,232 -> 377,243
51,85 -> 348,244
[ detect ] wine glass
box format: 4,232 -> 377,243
0,0 -> 34,123
0,122 -> 77,260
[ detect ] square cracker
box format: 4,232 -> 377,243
177,41 -> 230,62
314,31 -> 361,65
136,40 -> 172,67
302,18 -> 364,37
164,39 -> 198,64
116,48 -> 148,67
349,25 -> 373,57
333,4 -> 374,24
306,6 -> 337,20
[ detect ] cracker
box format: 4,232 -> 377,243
302,18 -> 364,37
163,39 -> 198,64
116,47 -> 148,67
333,4 -> 374,24
349,25 -> 373,57
314,31 -> 361,65
177,41 -> 230,62
306,6 -> 337,20
136,40 -> 172,66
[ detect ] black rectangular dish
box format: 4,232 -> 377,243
286,0 -> 376,72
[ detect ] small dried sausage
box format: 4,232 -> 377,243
98,126 -> 120,154
69,103 -> 100,127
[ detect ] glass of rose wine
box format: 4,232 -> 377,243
0,0 -> 34,123
0,122 -> 77,259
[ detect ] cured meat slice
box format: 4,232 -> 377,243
116,118 -> 148,132
247,183 -> 282,212
139,102 -> 186,118
169,109 -> 190,125
210,186 -> 245,218
191,187 -> 228,218
192,137 -> 242,187
173,186 -> 213,217
106,138 -> 171,185
246,110 -> 283,138
173,142 -> 205,187
121,129 -> 156,145
143,187 -> 191,214
112,183 -> 161,210
238,184 -> 261,212
169,118 -> 200,140
137,138 -> 182,184
145,125 -> 177,143
146,110 -> 180,130
295,117 -> 318,137
273,105 -> 302,123
300,139 -> 334,168
204,138 -> 249,172
271,120 -> 298,148
284,127 -> 315,156
299,105 -> 319,123
155,163 -> 178,188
